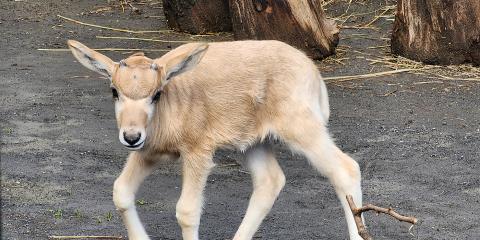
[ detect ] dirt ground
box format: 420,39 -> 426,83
1,1 -> 479,239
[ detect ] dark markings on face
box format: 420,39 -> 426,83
152,91 -> 161,103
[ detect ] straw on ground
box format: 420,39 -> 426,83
57,15 -> 171,34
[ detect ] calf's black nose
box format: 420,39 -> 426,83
123,132 -> 141,145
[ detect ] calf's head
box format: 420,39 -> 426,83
67,40 -> 208,150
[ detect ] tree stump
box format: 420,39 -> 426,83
162,0 -> 232,34
391,0 -> 480,65
229,0 -> 339,60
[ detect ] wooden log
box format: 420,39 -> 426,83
162,0 -> 232,34
391,0 -> 480,65
229,0 -> 339,60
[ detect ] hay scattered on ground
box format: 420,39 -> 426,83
323,68 -> 419,82
95,36 -> 194,43
321,0 -> 480,83
49,236 -> 123,239
52,0 -> 480,83
367,55 -> 480,82
57,15 -> 171,34
38,48 -> 170,53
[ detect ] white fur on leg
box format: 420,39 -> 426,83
123,208 -> 150,240
113,181 -> 151,240
287,125 -> 364,240
336,181 -> 364,240
113,152 -> 156,240
315,154 -> 364,240
233,145 -> 285,240
176,154 -> 214,240
176,198 -> 202,240
331,147 -> 364,240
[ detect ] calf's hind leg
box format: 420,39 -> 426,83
233,144 -> 286,240
280,117 -> 363,240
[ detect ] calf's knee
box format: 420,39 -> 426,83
113,179 -> 134,212
175,201 -> 200,229
268,170 -> 286,196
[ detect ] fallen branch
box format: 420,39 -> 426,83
57,15 -> 171,34
346,195 -> 418,240
49,236 -> 122,239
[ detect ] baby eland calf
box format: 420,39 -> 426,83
67,40 -> 364,240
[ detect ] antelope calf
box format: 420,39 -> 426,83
67,40 -> 364,240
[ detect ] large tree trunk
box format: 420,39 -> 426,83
229,0 -> 339,60
162,0 -> 232,34
391,0 -> 480,65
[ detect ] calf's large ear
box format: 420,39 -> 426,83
67,40 -> 115,78
155,43 -> 209,86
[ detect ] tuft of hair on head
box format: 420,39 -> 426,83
119,60 -> 127,67
129,52 -> 145,57
150,63 -> 159,71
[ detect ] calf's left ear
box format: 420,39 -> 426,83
155,43 -> 209,85
67,40 -> 116,78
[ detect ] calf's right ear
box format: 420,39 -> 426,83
67,40 -> 115,78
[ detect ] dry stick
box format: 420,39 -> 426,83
323,68 -> 418,82
346,195 -> 372,240
57,15 -> 171,34
90,6 -> 112,14
367,45 -> 390,49
38,48 -> 170,52
68,75 -> 90,79
366,58 -> 423,69
339,25 -> 379,30
342,35 -> 381,41
428,73 -> 480,82
363,6 -> 395,27
49,236 -> 122,239
96,36 -> 193,43
346,195 -> 418,240
322,0 -> 337,8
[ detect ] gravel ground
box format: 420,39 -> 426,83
1,1 -> 479,239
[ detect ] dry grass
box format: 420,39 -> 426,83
49,236 -> 122,239
323,68 -> 419,82
53,0 -> 479,83
321,0 -> 480,83
57,15 -> 171,34
95,36 -> 194,43
327,2 -> 397,30
324,49 -> 480,82
367,55 -> 480,82
38,48 -> 170,53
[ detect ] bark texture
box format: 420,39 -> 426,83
229,0 -> 339,60
391,0 -> 480,65
163,0 -> 232,34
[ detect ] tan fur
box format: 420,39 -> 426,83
67,39 -> 364,240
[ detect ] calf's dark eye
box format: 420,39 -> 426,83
111,88 -> 119,100
152,91 -> 161,103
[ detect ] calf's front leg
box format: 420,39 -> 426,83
113,152 -> 157,240
176,152 -> 215,240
